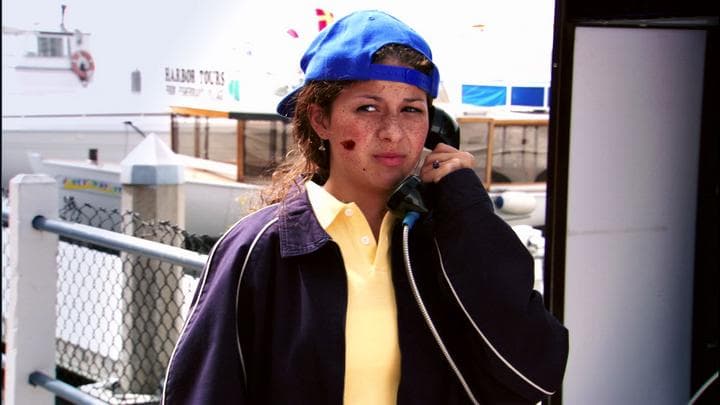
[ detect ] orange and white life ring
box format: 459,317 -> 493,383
71,50 -> 95,81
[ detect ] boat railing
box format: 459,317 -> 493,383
169,106 -> 292,182
456,116 -> 549,189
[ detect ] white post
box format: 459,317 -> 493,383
6,174 -> 58,405
118,133 -> 185,394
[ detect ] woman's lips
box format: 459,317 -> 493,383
375,153 -> 405,167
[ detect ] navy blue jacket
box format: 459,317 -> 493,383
162,169 -> 568,404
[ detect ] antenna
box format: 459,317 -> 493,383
124,121 -> 147,137
61,4 -> 67,31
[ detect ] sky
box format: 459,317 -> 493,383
2,0 -> 556,114
250,0 -> 555,89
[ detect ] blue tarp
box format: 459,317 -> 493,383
462,85 -> 506,106
511,86 -> 544,107
462,85 -> 546,107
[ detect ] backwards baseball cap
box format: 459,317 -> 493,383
276,10 -> 440,118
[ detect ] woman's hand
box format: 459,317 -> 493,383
420,143 -> 475,183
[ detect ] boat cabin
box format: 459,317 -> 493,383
169,106 -> 291,184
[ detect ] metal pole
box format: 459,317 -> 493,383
31,215 -> 206,275
29,371 -> 108,405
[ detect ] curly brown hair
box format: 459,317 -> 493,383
259,44 -> 435,206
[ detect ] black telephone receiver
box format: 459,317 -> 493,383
425,106 -> 460,150
387,106 -> 460,216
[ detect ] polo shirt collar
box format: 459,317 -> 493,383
305,180 -> 360,231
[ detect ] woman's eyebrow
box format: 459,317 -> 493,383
352,94 -> 425,103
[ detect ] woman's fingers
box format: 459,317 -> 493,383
420,144 -> 475,183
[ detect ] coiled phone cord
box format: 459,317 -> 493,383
402,212 -> 480,405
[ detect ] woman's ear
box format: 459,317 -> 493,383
308,104 -> 330,139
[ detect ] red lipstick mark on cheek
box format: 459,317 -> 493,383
340,140 -> 355,150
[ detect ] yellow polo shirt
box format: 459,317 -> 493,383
306,181 -> 400,405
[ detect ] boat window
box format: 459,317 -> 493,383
36,35 -> 65,57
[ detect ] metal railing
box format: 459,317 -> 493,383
29,371 -> 108,405
2,182 -> 216,404
4,208 -> 211,403
32,215 -> 206,276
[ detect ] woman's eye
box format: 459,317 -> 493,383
357,105 -> 378,112
403,106 -> 423,113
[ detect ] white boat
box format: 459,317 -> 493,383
28,135 -> 263,236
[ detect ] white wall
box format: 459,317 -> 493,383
563,27 -> 705,404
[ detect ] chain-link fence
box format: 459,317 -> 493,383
2,189 -> 216,403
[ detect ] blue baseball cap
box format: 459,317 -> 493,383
276,10 -> 440,118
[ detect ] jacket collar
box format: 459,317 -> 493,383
277,187 -> 332,258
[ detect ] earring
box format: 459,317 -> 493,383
318,140 -> 327,151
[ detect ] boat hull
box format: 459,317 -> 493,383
30,154 -> 261,236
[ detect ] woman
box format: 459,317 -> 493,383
163,10 -> 568,404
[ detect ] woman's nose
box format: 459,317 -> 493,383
377,114 -> 404,142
